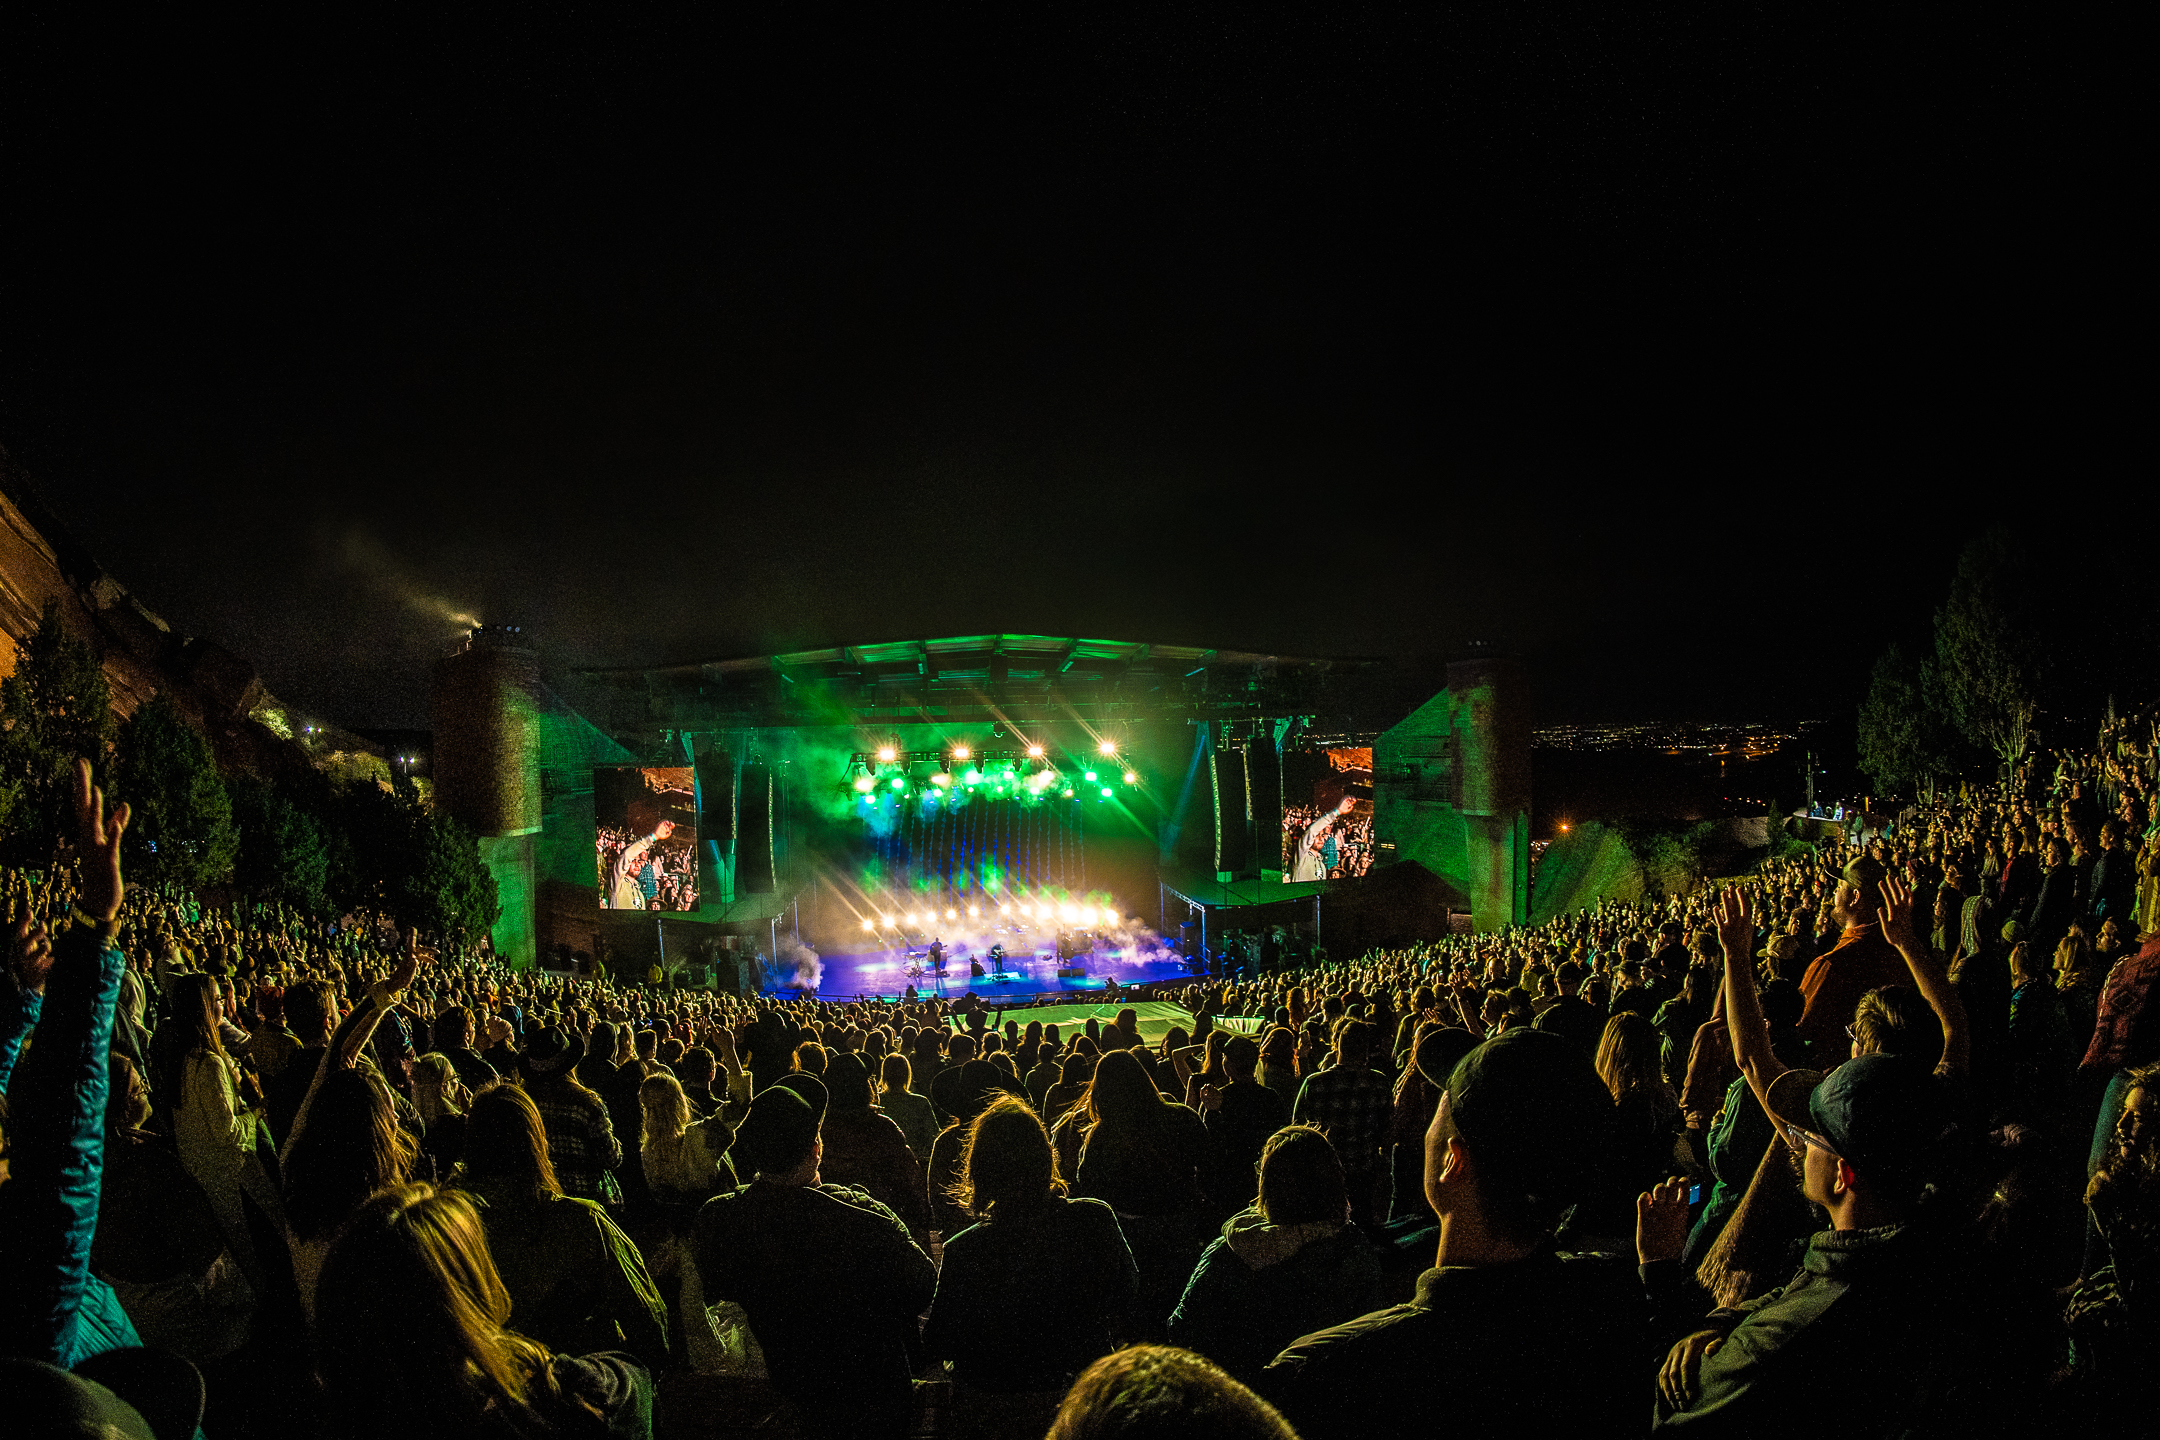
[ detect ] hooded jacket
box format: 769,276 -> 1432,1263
1168,1207 -> 1386,1382
1656,1223 -> 1962,1436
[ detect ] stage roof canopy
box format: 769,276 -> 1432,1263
567,634 -> 1403,731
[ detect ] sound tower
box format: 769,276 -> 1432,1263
738,761 -> 776,894
1210,747 -> 1250,875
694,739 -> 735,838
1246,736 -> 1282,872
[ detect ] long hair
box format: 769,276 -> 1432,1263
1594,1012 -> 1663,1103
639,1070 -> 692,1181
412,1053 -> 462,1128
879,1052 -> 913,1097
284,1068 -> 417,1243
459,1082 -> 563,1204
171,972 -> 226,1059
1083,1049 -> 1169,1133
315,1183 -> 558,1438
951,1095 -> 1064,1220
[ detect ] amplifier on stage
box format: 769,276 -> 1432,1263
1057,966 -> 1086,979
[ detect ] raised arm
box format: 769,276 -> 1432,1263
1715,886 -> 1787,1120
1877,875 -> 1968,1077
282,941 -> 420,1161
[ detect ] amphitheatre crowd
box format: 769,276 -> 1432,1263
5,738 -> 2160,1438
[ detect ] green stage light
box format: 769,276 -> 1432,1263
1100,787 -> 1113,798
854,776 -> 875,792
890,777 -> 905,790
1083,771 -> 1097,782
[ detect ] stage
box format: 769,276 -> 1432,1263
776,940 -> 1203,1002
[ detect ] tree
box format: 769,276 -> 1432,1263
0,599 -> 116,864
1856,643 -> 1960,795
230,776 -> 330,912
322,780 -> 497,943
1934,527 -> 2042,779
113,691 -> 239,889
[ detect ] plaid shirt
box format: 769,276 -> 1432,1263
2083,934 -> 2160,1077
1292,1063 -> 1392,1174
528,1078 -> 622,1200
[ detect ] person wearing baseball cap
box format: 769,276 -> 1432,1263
691,1074 -> 934,1440
1263,1028 -> 1643,1439
1654,882 -> 1971,1432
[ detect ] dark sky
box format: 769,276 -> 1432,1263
0,6 -> 2122,730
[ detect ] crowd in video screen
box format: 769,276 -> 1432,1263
594,765 -> 699,911
1282,746 -> 1374,881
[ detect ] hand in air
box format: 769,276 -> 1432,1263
73,758 -> 131,923
1635,1174 -> 1692,1265
9,914 -> 54,996
1711,886 -> 1751,971
1876,875 -> 1923,953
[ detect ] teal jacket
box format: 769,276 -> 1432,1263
0,921 -> 146,1366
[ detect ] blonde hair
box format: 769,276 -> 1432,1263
315,1183 -> 559,1433
639,1071 -> 692,1182
412,1053 -> 461,1127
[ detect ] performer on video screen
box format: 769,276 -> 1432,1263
606,796 -> 676,909
1291,795 -> 1357,882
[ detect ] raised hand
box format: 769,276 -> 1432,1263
1635,1174 -> 1692,1265
9,914 -> 54,995
73,758 -> 131,923
1877,875 -> 1923,953
1711,886 -> 1752,970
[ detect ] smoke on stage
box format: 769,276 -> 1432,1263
777,936 -> 824,992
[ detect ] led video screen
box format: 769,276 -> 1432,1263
595,766 -> 699,911
1282,746 -> 1374,881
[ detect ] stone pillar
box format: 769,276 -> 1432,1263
1448,657 -> 1531,932
433,627 -> 543,965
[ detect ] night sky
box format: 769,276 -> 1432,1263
0,7 -> 2116,730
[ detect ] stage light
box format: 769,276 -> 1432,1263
968,906 -> 979,918
998,905 -> 1009,915
907,913 -> 922,926
881,915 -> 894,927
1027,744 -> 1044,758
854,776 -> 875,792
862,919 -> 874,931
1098,740 -> 1117,755
891,777 -> 905,790
876,747 -> 896,763
932,773 -> 951,787
1061,788 -> 1074,798
1084,771 -> 1097,782
952,744 -> 970,760
1100,787 -> 1113,798
1123,771 -> 1138,785
945,908 -> 958,920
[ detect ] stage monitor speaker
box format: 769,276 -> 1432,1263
695,743 -> 735,837
1211,748 -> 1251,874
1246,738 -> 1282,863
737,762 -> 775,893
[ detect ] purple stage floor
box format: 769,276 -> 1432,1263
787,943 -> 1197,1001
